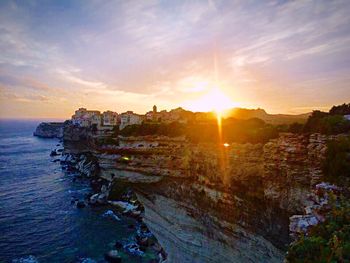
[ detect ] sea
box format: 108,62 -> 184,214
0,120 -> 154,263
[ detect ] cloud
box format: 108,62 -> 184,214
0,0 -> 350,117
55,69 -> 106,88
0,89 -> 50,103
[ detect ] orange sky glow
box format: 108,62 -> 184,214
1,1 -> 350,119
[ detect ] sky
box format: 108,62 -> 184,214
0,0 -> 350,119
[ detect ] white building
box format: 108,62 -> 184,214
71,108 -> 101,127
344,115 -> 350,121
120,111 -> 143,130
103,111 -> 118,126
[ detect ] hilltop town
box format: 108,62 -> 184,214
69,104 -> 315,132
71,105 -> 196,130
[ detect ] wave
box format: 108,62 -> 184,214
102,210 -> 121,221
77,258 -> 97,263
12,255 -> 39,263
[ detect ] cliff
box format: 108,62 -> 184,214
61,130 -> 336,262
33,122 -> 64,138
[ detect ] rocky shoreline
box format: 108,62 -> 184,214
53,146 -> 166,262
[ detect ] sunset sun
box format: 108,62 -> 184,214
184,87 -> 235,114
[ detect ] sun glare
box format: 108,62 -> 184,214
184,87 -> 234,114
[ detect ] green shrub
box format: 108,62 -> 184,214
119,119 -> 279,144
287,196 -> 350,262
288,122 -> 304,133
303,103 -> 350,135
322,137 -> 350,186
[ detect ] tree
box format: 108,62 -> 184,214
329,103 -> 350,115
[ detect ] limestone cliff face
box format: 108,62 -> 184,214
262,133 -> 327,214
63,123 -> 101,153
136,190 -> 284,263
33,122 -> 64,138
63,132 -> 333,262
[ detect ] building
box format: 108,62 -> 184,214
71,108 -> 101,127
145,105 -> 159,121
145,106 -> 194,123
120,111 -> 143,130
344,115 -> 350,121
153,105 -> 157,114
102,111 -> 118,126
162,107 -> 194,123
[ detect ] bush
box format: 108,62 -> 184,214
329,103 -> 350,115
287,196 -> 350,262
119,122 -> 185,137
303,103 -> 350,135
288,122 -> 304,133
322,137 -> 350,186
119,118 -> 279,144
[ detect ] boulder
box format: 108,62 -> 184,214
89,193 -> 99,205
50,150 -> 59,156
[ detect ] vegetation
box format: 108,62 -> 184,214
301,103 -> 350,135
322,137 -> 350,186
287,195 -> 350,262
287,134 -> 350,262
120,122 -> 185,137
329,103 -> 350,115
119,118 -> 279,143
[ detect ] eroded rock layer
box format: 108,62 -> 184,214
61,127 -> 336,262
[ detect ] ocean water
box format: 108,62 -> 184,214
0,120 -> 150,263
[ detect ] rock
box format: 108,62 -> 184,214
115,241 -> 123,249
140,223 -> 149,233
152,242 -> 163,253
102,210 -> 121,221
124,242 -> 144,256
104,250 -> 122,263
76,201 -> 86,208
289,214 -> 320,239
108,201 -> 139,215
89,193 -> 99,205
50,150 -> 59,156
159,249 -> 167,262
90,178 -> 108,192
97,193 -> 107,204
128,210 -> 141,218
90,192 -> 108,206
33,122 -> 64,138
136,235 -> 149,247
315,182 -> 341,192
101,184 -> 108,194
